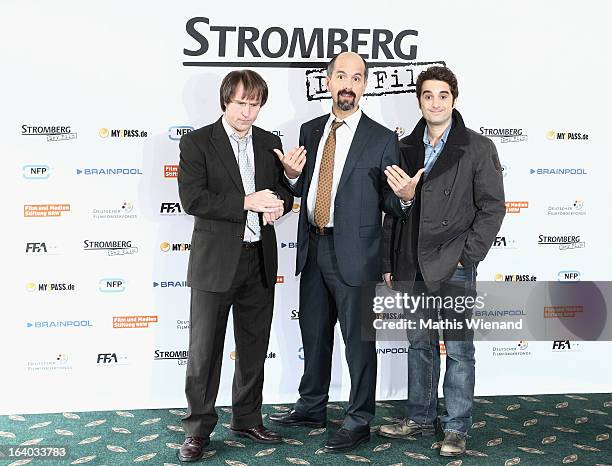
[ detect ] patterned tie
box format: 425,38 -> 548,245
314,120 -> 344,228
230,133 -> 260,237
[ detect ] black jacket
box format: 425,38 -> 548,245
178,117 -> 293,292
383,109 -> 505,289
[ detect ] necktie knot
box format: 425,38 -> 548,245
330,120 -> 344,132
230,133 -> 250,150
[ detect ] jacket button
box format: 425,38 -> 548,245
401,219 -> 407,224
395,248 -> 402,254
442,219 -> 448,226
444,189 -> 450,196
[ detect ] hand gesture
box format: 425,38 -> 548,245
274,146 -> 307,180
244,189 -> 284,213
384,165 -> 425,203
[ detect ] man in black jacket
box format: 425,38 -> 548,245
378,66 -> 505,457
176,70 -> 293,462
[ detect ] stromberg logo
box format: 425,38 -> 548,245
169,126 -> 194,140
99,128 -> 148,138
21,125 -> 77,141
99,278 -> 126,293
492,341 -> 531,357
558,270 -> 581,281
27,320 -> 92,329
97,353 -> 128,365
24,204 -> 70,218
164,164 -> 179,178
160,242 -> 191,252
546,130 -> 589,141
281,241 -> 297,248
480,127 -> 527,143
530,168 -> 587,175
376,346 -> 408,355
25,242 -> 59,255
474,309 -> 526,317
84,240 -> 138,256
290,309 -> 299,320
491,236 -> 517,249
153,281 -> 187,288
494,273 -> 537,282
548,200 -> 586,216
27,354 -> 72,371
160,202 -> 184,215
76,168 -> 143,176
92,202 -> 136,220
22,164 -> 51,179
154,349 -> 189,365
538,235 -> 585,250
26,282 -> 75,292
112,315 -> 158,329
505,201 -> 528,214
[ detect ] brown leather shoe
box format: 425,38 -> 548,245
230,424 -> 282,444
177,436 -> 210,462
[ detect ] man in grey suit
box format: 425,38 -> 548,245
378,66 -> 505,457
269,52 -> 406,452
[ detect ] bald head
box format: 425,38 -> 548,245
327,52 -> 369,81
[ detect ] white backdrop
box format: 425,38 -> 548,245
2,0 -> 611,414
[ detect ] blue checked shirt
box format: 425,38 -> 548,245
423,122 -> 452,179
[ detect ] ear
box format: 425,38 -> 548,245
325,75 -> 331,90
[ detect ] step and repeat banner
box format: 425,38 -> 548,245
2,1 -> 611,414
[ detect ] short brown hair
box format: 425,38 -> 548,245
219,70 -> 269,111
416,66 -> 458,103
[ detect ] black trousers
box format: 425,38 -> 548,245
182,244 -> 274,437
294,232 -> 377,431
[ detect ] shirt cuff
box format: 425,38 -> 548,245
400,198 -> 413,209
285,174 -> 299,186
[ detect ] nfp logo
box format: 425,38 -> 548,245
99,278 -> 126,292
22,165 -> 50,179
558,270 -> 581,281
168,126 -> 194,140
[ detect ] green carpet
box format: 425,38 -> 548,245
0,394 -> 609,465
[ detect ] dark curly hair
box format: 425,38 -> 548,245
416,66 -> 458,103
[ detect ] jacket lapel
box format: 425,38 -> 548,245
252,127 -> 267,191
210,117 -> 244,194
303,118 -> 327,196
337,114 -> 372,193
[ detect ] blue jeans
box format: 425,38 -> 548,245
405,265 -> 476,435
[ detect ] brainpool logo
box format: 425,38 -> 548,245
530,168 -> 587,175
546,130 -> 589,141
22,164 -> 51,180
21,124 -> 77,142
160,242 -> 191,252
92,201 -> 137,220
281,241 -> 297,249
153,280 -> 188,288
84,240 -> 138,256
479,127 -> 527,143
168,126 -> 194,140
99,128 -> 148,138
27,320 -> 93,329
99,278 -> 126,293
76,168 -> 143,176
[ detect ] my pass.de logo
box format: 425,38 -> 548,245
169,126 -> 193,140
160,242 -> 191,252
480,127 -> 527,143
26,281 -> 75,292
494,273 -> 537,282
22,164 -> 51,180
83,240 -> 138,256
21,124 -> 77,141
76,167 -> 143,176
546,130 -> 589,141
99,128 -> 148,138
530,168 -> 587,175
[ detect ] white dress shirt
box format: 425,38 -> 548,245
222,117 -> 260,242
289,109 -> 362,227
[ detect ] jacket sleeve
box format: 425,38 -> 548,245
460,139 -> 506,266
380,131 -> 408,218
177,134 -> 245,222
382,213 -> 397,274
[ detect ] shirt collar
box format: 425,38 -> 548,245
222,116 -> 253,140
326,108 -> 362,132
423,121 -> 452,147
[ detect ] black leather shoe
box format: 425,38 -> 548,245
230,424 -> 282,444
269,410 -> 326,428
177,436 -> 210,462
324,428 -> 370,452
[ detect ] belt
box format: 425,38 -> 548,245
242,241 -> 261,249
309,225 -> 334,236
